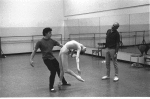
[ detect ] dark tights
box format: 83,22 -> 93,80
43,58 -> 67,89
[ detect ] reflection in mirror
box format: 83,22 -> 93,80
119,30 -> 150,55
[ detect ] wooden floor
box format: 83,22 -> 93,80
0,52 -> 150,97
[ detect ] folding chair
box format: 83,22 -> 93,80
92,43 -> 105,57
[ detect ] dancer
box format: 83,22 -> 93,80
30,27 -> 70,92
58,40 -> 86,87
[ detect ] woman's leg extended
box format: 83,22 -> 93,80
61,53 -> 84,82
65,69 -> 85,82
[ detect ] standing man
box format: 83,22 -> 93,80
102,22 -> 120,81
30,27 -> 70,92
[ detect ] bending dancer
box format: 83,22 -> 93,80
58,40 -> 86,87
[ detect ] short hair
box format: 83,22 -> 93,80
43,27 -> 52,36
80,46 -> 86,54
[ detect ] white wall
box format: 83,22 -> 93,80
64,0 -> 149,44
0,0 -> 64,36
64,0 -> 149,17
0,0 -> 64,54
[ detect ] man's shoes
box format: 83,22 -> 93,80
113,76 -> 119,82
102,76 -> 110,80
50,88 -> 57,92
62,82 -> 71,86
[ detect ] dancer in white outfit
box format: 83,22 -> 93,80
58,40 -> 86,87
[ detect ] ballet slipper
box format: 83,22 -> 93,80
76,75 -> 85,82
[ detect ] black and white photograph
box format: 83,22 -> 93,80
0,0 -> 150,97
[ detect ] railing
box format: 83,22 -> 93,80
1,34 -> 62,43
68,30 -> 149,48
120,30 -> 149,46
69,33 -> 106,48
0,30 -> 149,55
0,34 -> 62,55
